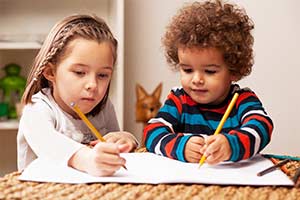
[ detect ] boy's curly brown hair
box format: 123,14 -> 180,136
162,0 -> 254,80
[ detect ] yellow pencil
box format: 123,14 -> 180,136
198,93 -> 239,168
70,102 -> 127,170
70,102 -> 106,142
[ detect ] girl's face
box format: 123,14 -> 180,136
46,38 -> 114,117
178,47 -> 236,105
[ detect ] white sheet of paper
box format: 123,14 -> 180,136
19,152 -> 294,186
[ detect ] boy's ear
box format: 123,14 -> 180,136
136,83 -> 148,101
230,74 -> 239,82
42,64 -> 55,83
152,82 -> 162,100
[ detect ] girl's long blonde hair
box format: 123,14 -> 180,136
22,14 -> 118,116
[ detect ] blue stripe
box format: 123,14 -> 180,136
226,134 -> 240,161
238,101 -> 260,117
159,105 -> 179,119
245,120 -> 269,148
146,127 -> 168,149
176,135 -> 191,162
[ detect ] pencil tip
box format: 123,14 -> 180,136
198,164 -> 203,169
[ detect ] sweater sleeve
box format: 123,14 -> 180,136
17,102 -> 84,170
224,91 -> 273,161
144,90 -> 193,162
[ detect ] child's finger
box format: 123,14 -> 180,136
97,153 -> 126,166
203,141 -> 220,157
187,150 -> 202,162
103,135 -> 118,143
89,140 -> 100,146
206,150 -> 224,164
118,143 -> 131,153
94,142 -> 120,154
116,139 -> 128,145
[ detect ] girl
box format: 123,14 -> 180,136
17,14 -> 138,176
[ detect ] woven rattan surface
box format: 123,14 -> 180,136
1,151 -> 299,200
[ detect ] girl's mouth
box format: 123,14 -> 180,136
81,97 -> 95,102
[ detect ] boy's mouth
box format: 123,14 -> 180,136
191,89 -> 208,93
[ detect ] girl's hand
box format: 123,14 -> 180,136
200,134 -> 231,165
103,131 -> 138,152
68,142 -> 128,176
90,131 -> 138,152
184,136 -> 205,163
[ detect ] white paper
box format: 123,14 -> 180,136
19,152 -> 294,186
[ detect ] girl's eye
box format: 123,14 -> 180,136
74,71 -> 85,75
98,73 -> 110,79
205,70 -> 216,74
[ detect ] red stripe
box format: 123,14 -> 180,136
229,131 -> 250,159
168,93 -> 182,114
165,133 -> 183,158
243,115 -> 273,134
165,137 -> 177,158
200,104 -> 228,114
143,122 -> 165,142
180,95 -> 197,106
236,92 -> 256,106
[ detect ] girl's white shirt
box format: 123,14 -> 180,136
17,88 -> 120,171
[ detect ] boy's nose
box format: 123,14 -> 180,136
192,72 -> 204,84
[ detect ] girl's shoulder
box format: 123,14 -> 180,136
23,88 -> 53,111
22,88 -> 61,119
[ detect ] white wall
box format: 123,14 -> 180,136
124,0 -> 300,156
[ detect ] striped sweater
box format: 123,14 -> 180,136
144,85 -> 273,162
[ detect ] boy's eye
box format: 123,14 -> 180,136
182,68 -> 193,73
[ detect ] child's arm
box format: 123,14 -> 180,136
18,103 -> 85,169
144,89 -> 194,162
202,91 -> 273,163
68,142 -> 128,176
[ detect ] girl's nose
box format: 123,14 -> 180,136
85,78 -> 97,91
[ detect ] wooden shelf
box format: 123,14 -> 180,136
0,120 -> 19,130
0,41 -> 41,50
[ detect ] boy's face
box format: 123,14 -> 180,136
44,38 -> 114,117
178,47 -> 236,105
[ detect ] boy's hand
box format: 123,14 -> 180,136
200,134 -> 231,165
184,136 -> 205,163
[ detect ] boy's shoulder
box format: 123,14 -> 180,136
170,86 -> 185,95
233,84 -> 254,94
